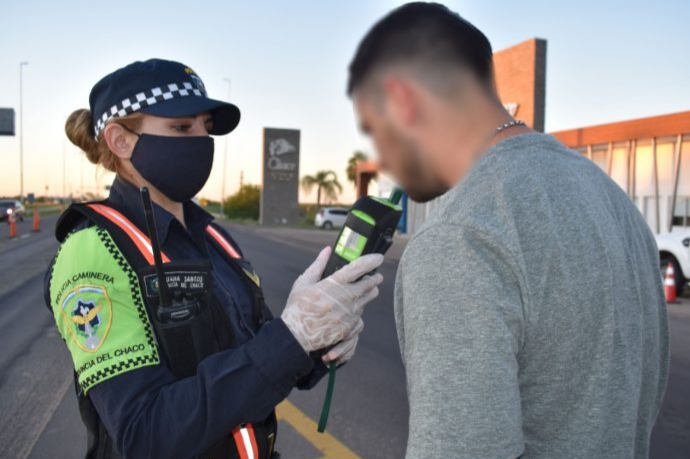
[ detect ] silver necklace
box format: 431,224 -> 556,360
476,119 -> 528,158
495,119 -> 526,134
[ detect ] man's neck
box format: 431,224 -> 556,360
433,104 -> 534,187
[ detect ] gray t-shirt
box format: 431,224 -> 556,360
395,133 -> 669,459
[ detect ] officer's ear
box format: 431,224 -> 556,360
104,123 -> 137,160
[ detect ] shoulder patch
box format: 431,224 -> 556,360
50,226 -> 159,393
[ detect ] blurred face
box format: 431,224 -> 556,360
353,93 -> 449,203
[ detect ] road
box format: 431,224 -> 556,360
0,217 -> 687,458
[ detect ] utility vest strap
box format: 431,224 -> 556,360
87,203 -> 242,263
206,224 -> 242,259
88,203 -> 172,265
232,425 -> 260,459
80,203 -> 266,328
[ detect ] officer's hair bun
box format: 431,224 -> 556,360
65,109 -> 118,173
65,110 -> 144,174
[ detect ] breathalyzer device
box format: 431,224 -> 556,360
316,188 -> 404,433
321,188 -> 404,280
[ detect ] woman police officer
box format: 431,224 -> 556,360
43,58 -> 384,459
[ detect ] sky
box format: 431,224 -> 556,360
1,0 -> 689,203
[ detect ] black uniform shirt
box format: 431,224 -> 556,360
44,177 -> 324,458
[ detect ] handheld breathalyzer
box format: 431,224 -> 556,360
321,188 -> 404,279
316,188 -> 404,433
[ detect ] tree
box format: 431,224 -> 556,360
301,170 -> 343,209
346,151 -> 373,187
346,151 -> 369,186
224,184 -> 260,220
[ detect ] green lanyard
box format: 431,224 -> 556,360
317,363 -> 338,433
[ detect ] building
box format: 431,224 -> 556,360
552,111 -> 690,234
356,38 -> 690,236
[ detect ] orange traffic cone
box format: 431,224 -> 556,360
664,264 -> 678,303
8,213 -> 17,238
32,207 -> 41,232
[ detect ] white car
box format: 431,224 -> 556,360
655,229 -> 690,295
0,200 -> 25,222
315,207 -> 348,229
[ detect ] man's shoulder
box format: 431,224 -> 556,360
401,217 -> 514,276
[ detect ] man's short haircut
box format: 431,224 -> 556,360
347,2 -> 494,96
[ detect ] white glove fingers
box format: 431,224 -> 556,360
330,253 -> 384,284
345,317 -> 364,339
323,335 -> 359,364
298,246 -> 332,286
349,273 -> 384,299
354,285 -> 380,315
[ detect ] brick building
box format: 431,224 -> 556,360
552,112 -> 690,234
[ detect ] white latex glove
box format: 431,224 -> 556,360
322,318 -> 363,364
281,246 -> 383,353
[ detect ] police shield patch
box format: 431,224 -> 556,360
50,226 -> 160,394
60,285 -> 112,352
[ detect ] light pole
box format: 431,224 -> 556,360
62,142 -> 67,198
19,61 -> 28,203
221,77 -> 232,218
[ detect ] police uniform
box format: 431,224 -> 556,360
44,59 -> 327,459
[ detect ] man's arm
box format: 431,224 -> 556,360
398,223 -> 526,459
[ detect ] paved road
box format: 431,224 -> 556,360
650,301 -> 690,458
0,218 -> 408,459
0,218 -> 688,458
0,215 -> 79,459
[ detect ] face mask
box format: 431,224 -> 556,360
128,133 -> 214,202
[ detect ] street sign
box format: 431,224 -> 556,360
0,108 -> 15,136
260,128 -> 301,225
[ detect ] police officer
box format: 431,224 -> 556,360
44,58 -> 384,459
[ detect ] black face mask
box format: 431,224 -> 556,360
128,133 -> 214,203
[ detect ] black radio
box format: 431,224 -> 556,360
139,187 -> 218,378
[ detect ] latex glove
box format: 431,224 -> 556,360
281,247 -> 383,353
322,318 -> 363,364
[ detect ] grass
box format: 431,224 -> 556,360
37,205 -> 64,216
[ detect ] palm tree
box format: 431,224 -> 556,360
346,151 -> 375,187
301,170 -> 343,209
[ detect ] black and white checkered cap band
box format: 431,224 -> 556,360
93,82 -> 204,137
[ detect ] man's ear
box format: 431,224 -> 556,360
382,76 -> 418,130
103,123 -> 137,160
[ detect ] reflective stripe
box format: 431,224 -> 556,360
245,424 -> 259,458
206,225 -> 241,259
232,424 -> 258,459
87,203 -> 171,265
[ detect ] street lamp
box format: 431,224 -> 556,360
221,77 -> 232,218
19,61 -> 28,203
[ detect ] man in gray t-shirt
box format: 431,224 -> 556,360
347,3 -> 668,458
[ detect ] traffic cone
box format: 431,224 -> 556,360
664,264 -> 678,304
8,213 -> 17,238
32,207 -> 40,232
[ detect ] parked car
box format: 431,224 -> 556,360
655,229 -> 690,295
0,200 -> 25,222
315,207 -> 348,229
